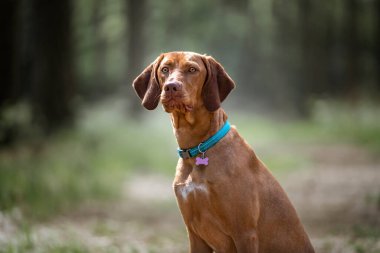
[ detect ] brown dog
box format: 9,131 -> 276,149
133,52 -> 315,253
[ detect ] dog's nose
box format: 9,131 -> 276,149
164,82 -> 182,93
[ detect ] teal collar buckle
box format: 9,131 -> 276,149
177,121 -> 231,160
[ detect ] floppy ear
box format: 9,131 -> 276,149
132,55 -> 164,110
201,56 -> 235,112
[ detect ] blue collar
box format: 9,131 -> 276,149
177,121 -> 231,159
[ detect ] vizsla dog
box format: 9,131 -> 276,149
133,51 -> 315,253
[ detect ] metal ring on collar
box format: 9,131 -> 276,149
197,143 -> 205,154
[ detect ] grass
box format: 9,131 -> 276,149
230,114 -> 314,175
310,99 -> 380,152
1,232 -> 90,253
0,99 -> 177,220
1,243 -> 90,253
349,223 -> 380,253
0,128 -> 125,219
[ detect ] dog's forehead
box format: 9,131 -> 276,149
161,51 -> 203,66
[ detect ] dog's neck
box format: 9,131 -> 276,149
170,107 -> 227,149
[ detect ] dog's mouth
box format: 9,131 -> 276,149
161,94 -> 193,112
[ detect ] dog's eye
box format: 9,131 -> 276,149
161,67 -> 169,73
189,67 -> 197,73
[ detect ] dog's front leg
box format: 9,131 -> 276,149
188,229 -> 213,253
234,230 -> 259,253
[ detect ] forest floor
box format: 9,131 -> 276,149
1,141 -> 379,253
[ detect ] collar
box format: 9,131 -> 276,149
177,121 -> 231,159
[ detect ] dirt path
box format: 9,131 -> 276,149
1,144 -> 379,253
283,144 -> 380,253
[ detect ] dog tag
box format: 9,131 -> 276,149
195,152 -> 209,166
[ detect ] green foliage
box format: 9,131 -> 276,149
74,0 -> 127,94
0,132 -> 122,219
0,99 -> 176,219
0,238 -> 89,253
350,225 -> 380,253
311,99 -> 380,153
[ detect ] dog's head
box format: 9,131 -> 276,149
132,51 -> 235,113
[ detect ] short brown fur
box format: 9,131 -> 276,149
133,51 -> 315,253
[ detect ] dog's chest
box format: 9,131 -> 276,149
174,175 -> 208,201
174,171 -> 233,252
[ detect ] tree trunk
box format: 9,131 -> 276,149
296,0 -> 313,117
344,0 -> 360,101
376,0 -> 380,91
92,0 -> 107,97
126,0 -> 147,116
30,0 -> 75,132
0,0 -> 18,106
0,0 -> 19,145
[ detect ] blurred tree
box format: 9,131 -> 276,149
235,2 -> 258,98
375,0 -> 380,91
272,0 -> 302,114
295,0 -> 312,116
126,0 -> 147,115
344,0 -> 360,101
222,0 -> 249,10
92,0 -> 108,96
0,0 -> 19,107
29,0 -> 76,132
295,0 -> 334,115
0,0 -> 19,145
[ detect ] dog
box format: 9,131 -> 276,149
133,51 -> 315,253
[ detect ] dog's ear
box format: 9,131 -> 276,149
132,54 -> 164,110
201,56 -> 235,112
